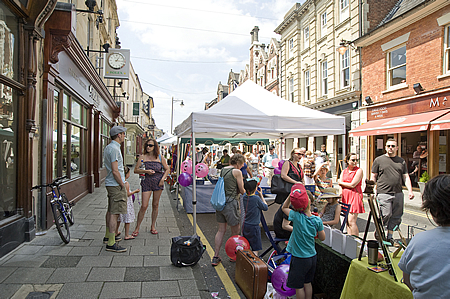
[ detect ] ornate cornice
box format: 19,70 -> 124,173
308,90 -> 361,111
50,34 -> 70,64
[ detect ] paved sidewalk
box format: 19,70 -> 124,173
0,173 -> 205,299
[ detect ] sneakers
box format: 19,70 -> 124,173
103,236 -> 122,244
106,243 -> 127,252
211,256 -> 222,266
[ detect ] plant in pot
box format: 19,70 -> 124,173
418,171 -> 430,194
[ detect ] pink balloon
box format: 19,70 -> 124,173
274,167 -> 282,175
272,158 -> 280,168
178,172 -> 192,187
225,235 -> 250,260
195,163 -> 209,178
278,160 -> 285,169
181,160 -> 193,174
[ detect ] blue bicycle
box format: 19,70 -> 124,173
32,176 -> 74,243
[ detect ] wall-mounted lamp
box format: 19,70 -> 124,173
76,0 -> 103,15
122,92 -> 127,97
413,83 -> 424,94
117,81 -> 123,87
364,96 -> 373,106
337,39 -> 356,55
86,43 -> 110,56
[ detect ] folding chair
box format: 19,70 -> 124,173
259,212 -> 288,259
339,201 -> 351,232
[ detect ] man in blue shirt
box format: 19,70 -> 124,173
262,145 -> 278,186
103,126 -> 128,252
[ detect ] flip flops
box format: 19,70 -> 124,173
131,231 -> 139,237
150,229 -> 158,235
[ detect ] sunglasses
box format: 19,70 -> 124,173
350,159 -> 358,162
386,145 -> 396,148
294,153 -> 303,155
146,144 -> 154,147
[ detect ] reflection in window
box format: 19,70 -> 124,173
71,100 -> 80,124
62,122 -> 67,173
388,46 -> 406,87
53,90 -> 59,179
0,2 -> 18,221
70,125 -> 80,175
101,120 -> 109,167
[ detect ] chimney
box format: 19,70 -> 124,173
250,26 -> 259,43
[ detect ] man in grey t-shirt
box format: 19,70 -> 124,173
370,138 -> 414,245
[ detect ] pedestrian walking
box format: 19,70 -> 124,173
370,138 -> 414,245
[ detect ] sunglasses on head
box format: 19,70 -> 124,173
386,145 -> 396,148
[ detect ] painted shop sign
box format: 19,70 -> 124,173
368,92 -> 450,121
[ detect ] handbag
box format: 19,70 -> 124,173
271,161 -> 302,195
170,235 -> 206,267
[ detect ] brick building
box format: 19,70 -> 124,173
351,0 -> 450,184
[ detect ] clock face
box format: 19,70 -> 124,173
108,53 -> 126,69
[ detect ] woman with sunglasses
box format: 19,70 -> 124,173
133,138 -> 170,236
275,148 -> 304,204
338,153 -> 364,236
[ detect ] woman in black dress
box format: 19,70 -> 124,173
133,138 -> 170,236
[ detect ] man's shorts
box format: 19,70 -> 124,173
215,198 -> 239,227
106,185 -> 127,214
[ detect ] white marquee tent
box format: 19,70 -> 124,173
173,80 -> 346,234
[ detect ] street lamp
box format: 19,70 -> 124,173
171,97 -> 184,134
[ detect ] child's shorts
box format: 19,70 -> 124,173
287,254 -> 317,289
242,224 -> 262,251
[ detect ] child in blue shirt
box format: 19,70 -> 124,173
242,179 -> 268,256
282,183 -> 325,299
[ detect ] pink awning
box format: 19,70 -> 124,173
430,111 -> 450,130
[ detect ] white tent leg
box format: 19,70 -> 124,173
192,131 -> 197,236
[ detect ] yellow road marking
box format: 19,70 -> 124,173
404,209 -> 426,219
178,194 -> 240,298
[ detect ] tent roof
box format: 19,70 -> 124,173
174,81 -> 345,139
159,136 -> 177,145
180,137 -> 269,146
156,132 -> 173,143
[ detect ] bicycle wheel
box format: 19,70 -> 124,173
61,193 -> 74,225
51,201 -> 70,244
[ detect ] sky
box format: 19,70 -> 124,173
115,0 -> 298,134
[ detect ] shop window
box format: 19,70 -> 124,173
101,120 -> 110,168
304,26 -> 309,49
321,12 -> 327,38
322,61 -> 328,96
0,2 -> 19,221
54,92 -> 87,178
340,0 -> 349,22
444,25 -> 450,74
341,49 -> 350,88
388,45 -> 406,87
53,89 -> 59,179
304,70 -> 310,103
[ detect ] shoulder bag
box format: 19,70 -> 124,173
271,161 -> 301,195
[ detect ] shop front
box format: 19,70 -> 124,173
39,3 -> 119,230
350,90 -> 450,186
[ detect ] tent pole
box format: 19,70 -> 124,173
192,131 -> 197,235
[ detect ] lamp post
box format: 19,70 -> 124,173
171,97 -> 184,134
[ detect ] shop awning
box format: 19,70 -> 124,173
430,110 -> 450,130
349,110 -> 449,137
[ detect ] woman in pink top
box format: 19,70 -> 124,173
338,153 -> 364,236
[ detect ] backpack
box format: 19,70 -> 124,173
170,235 -> 206,267
210,169 -> 232,211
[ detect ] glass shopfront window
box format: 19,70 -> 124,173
101,119 -> 110,167
53,90 -> 59,179
54,91 -> 87,178
0,2 -> 19,221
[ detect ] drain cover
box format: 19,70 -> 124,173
25,291 -> 53,299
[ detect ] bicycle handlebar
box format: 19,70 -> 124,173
31,175 -> 68,190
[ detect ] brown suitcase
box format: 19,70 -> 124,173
235,249 -> 268,299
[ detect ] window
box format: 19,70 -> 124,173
54,92 -> 88,178
341,49 -> 350,88
289,38 -> 294,54
444,25 -> 450,74
322,61 -> 328,95
321,12 -> 327,38
0,1 -> 19,221
101,120 -> 110,168
388,45 -> 406,87
340,0 -> 349,22
304,27 -> 309,49
289,78 -> 294,102
304,70 -> 310,102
